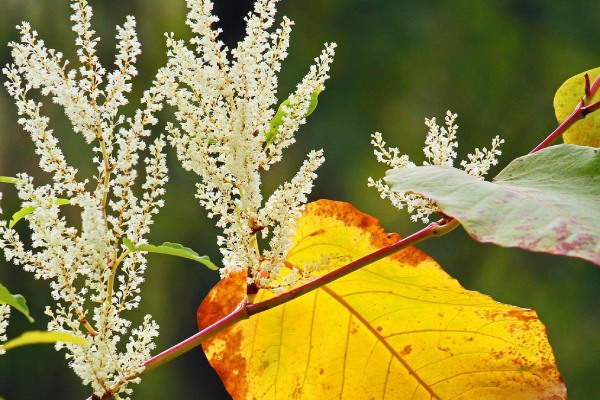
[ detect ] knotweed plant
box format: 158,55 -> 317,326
368,111 -> 504,223
0,0 -> 169,397
164,0 -> 336,292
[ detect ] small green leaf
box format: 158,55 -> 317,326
265,88 -> 322,144
554,67 -> 600,147
0,176 -> 18,184
0,283 -> 34,323
3,330 -> 86,351
305,88 -> 320,117
9,198 -> 71,228
123,238 -> 218,270
385,144 -> 600,265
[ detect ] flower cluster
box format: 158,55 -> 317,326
0,0 -> 168,397
0,194 -> 6,356
0,301 -> 8,356
164,0 -> 335,292
368,111 -> 504,223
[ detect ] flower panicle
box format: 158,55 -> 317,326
165,0 -> 335,290
0,0 -> 168,397
369,111 -> 504,223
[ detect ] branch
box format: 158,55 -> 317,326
247,217 -> 460,315
530,72 -> 600,153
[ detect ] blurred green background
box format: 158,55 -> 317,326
0,0 -> 598,399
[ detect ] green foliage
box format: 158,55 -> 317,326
122,238 -> 218,270
385,144 -> 600,265
9,199 -> 71,228
265,88 -> 321,144
0,283 -> 33,323
0,177 -> 17,184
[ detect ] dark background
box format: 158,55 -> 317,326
0,0 -> 598,399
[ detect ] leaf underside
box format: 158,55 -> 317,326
198,200 -> 565,400
386,144 -> 600,266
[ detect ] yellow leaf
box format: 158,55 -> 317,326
3,330 -> 86,351
198,200 -> 566,400
554,66 -> 600,147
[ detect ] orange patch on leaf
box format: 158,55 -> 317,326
197,200 -> 566,400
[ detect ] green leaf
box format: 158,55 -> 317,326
265,88 -> 321,144
554,67 -> 600,147
0,176 -> 18,184
123,238 -> 218,270
385,144 -> 600,265
2,330 -> 86,351
0,283 -> 34,323
9,198 -> 71,228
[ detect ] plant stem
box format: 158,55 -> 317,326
530,72 -> 600,154
83,64 -> 600,400
247,217 -> 459,315
143,298 -> 249,374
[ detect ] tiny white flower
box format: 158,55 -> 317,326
0,304 -> 9,355
0,0 -> 167,397
164,0 -> 335,290
369,111 -> 503,222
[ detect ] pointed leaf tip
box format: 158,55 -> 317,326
124,238 -> 218,270
0,283 -> 34,323
0,176 -> 18,184
9,198 -> 71,228
265,88 -> 322,144
3,330 -> 86,351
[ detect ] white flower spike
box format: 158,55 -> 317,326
369,111 -> 504,223
164,0 -> 336,292
0,0 -> 168,397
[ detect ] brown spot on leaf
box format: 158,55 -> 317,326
399,344 -> 412,356
507,309 -> 538,323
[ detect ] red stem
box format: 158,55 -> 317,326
530,72 -> 600,154
85,300 -> 249,400
247,218 -> 460,315
589,72 -> 600,99
143,298 -> 249,374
